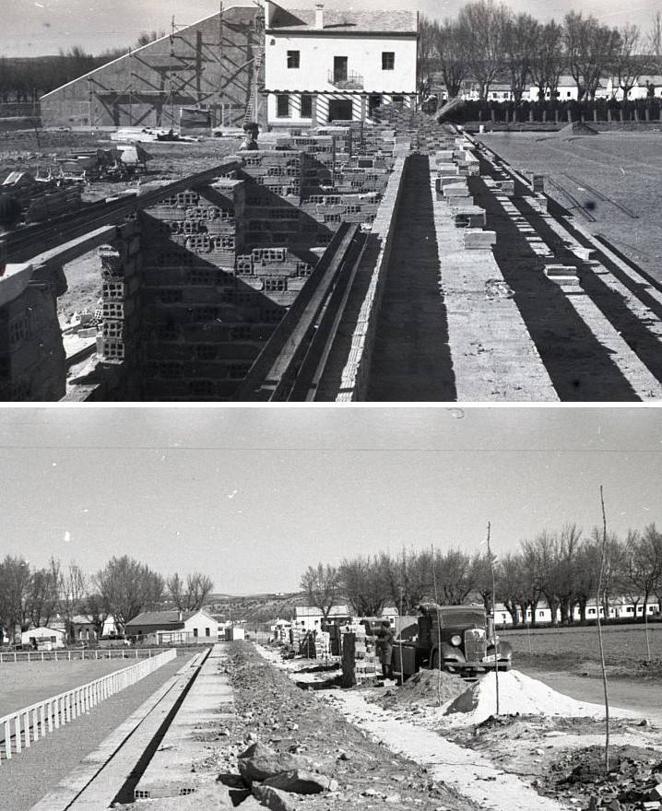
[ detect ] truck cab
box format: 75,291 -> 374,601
393,603 -> 512,679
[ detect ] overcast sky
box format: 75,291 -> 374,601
3,0 -> 659,57
0,406 -> 660,595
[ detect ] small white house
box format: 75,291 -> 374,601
125,609 -> 219,644
264,1 -> 418,127
21,626 -> 66,649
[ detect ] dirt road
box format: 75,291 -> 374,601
521,666 -> 662,723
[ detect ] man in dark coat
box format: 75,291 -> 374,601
375,620 -> 394,680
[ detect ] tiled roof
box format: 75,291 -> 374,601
126,609 -> 198,627
268,6 -> 417,34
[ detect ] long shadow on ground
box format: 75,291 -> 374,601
366,154 -> 457,401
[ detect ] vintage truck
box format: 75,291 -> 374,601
392,603 -> 512,679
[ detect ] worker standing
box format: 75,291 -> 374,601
376,620 -> 394,681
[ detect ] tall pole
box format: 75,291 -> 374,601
597,486 -> 611,772
486,522 -> 499,716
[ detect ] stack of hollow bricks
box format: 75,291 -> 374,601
95,123 -> 399,400
98,222 -> 142,368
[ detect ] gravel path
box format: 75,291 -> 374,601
0,658 -> 143,717
0,653 -> 190,811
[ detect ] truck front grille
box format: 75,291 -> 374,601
464,628 -> 487,662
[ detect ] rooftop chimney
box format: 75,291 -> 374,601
315,3 -> 324,29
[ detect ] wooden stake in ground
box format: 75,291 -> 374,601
597,485 -> 611,772
486,522 -> 500,717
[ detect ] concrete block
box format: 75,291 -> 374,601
452,205 -> 486,229
463,229 -> 497,250
443,183 -> 471,200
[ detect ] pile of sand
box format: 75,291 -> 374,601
557,121 -> 599,137
442,670 -> 625,726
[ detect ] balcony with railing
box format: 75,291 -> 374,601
328,70 -> 364,90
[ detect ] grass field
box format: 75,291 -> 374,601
477,131 -> 662,284
502,623 -> 662,673
0,658 -> 138,718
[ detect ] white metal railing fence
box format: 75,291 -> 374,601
0,648 -> 164,664
0,648 -> 176,763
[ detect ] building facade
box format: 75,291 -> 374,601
264,2 -> 418,127
125,609 -> 219,643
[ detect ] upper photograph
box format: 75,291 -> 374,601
1,0 -> 661,402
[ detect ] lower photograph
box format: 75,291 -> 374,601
0,405 -> 661,811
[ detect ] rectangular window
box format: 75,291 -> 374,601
193,627 -> 199,637
287,50 -> 300,69
205,627 -> 210,636
276,94 -> 290,118
382,51 -> 395,70
300,93 -> 313,118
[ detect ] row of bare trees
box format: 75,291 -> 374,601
300,523 -> 662,626
0,555 -> 213,643
419,1 -> 662,102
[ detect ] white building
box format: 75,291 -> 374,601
21,626 -> 66,649
494,597 -> 660,627
605,75 -> 662,101
264,1 -> 418,127
125,609 -> 219,644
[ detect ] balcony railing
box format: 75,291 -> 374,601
328,71 -> 364,90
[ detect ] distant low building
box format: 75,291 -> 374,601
494,596 -> 660,626
71,614 -> 120,642
125,609 -> 219,644
21,626 -> 65,649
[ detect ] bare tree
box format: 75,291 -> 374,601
433,19 -> 470,99
0,556 -> 31,642
530,20 -> 565,102
24,559 -> 61,629
339,555 -> 388,616
457,0 -> 510,100
59,562 -> 87,642
300,563 -> 340,621
564,12 -> 622,100
167,572 -> 214,611
95,556 -> 164,632
504,13 -> 540,103
647,10 -> 662,71
612,24 -> 644,100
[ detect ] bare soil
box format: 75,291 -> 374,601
141,641 -> 480,810
477,131 -> 662,284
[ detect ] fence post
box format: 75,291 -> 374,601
14,717 -> 21,753
23,712 -> 30,748
4,720 -> 11,759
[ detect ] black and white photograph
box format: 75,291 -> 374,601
2,1 -> 662,810
0,407 -> 662,809
1,0 -> 662,401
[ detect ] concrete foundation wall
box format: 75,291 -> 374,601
0,265 -> 67,401
41,6 -> 260,129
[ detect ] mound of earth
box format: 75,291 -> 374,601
538,744 -> 662,810
375,669 -> 467,709
443,670 -> 632,725
557,121 -> 599,137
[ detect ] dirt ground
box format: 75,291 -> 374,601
198,642 -> 478,810
0,657 -> 141,717
477,130 -> 662,285
267,647 -> 662,811
0,129 -> 242,321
